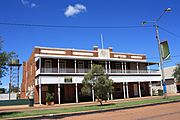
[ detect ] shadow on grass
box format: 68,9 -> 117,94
97,103 -> 115,106
0,111 -> 20,117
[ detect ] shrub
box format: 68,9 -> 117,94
46,93 -> 54,102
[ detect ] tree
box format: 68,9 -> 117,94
173,64 -> 180,82
81,64 -> 114,105
0,38 -> 17,79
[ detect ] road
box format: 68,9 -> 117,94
59,102 -> 180,120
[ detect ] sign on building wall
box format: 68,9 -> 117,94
64,77 -> 72,83
98,49 -> 110,58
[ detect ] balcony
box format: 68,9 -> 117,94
35,58 -> 160,76
38,68 -> 159,75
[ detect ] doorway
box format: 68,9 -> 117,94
133,83 -> 139,96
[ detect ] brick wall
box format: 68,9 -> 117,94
20,62 -> 27,99
20,48 -> 39,103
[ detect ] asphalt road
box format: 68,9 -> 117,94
58,102 -> 180,120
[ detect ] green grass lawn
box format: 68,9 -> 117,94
1,95 -> 180,119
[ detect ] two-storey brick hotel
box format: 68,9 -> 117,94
20,46 -> 161,104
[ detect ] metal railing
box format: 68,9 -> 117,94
110,69 -> 123,73
40,68 -> 159,74
41,68 -> 58,73
110,69 -> 159,74
41,68 -> 90,73
125,69 -> 159,74
77,68 -> 91,73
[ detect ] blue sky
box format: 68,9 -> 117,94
0,0 -> 180,88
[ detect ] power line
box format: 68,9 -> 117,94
0,22 -> 154,29
158,26 -> 180,38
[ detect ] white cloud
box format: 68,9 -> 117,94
31,3 -> 37,8
21,0 -> 29,5
21,0 -> 37,8
64,4 -> 87,17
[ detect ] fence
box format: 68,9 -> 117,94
0,99 -> 29,106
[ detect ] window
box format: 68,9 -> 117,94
60,60 -> 66,73
115,85 -> 122,92
45,60 -> 52,73
86,61 -> 91,73
78,61 -> 84,73
115,63 -> 121,73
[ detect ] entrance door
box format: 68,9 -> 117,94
64,84 -> 75,103
133,84 -> 139,96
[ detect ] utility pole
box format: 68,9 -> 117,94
142,8 -> 171,97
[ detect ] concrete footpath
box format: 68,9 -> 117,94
0,94 -> 179,114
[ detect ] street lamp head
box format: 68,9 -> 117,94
142,21 -> 147,25
165,8 -> 172,12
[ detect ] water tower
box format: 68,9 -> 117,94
8,59 -> 21,100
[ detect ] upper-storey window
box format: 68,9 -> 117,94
45,60 -> 52,73
78,61 -> 84,73
115,63 -> 121,73
60,60 -> 66,73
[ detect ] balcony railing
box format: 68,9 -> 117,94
111,69 -> 123,73
41,68 -> 91,73
125,69 -> 159,73
40,68 -> 160,74
77,68 -> 91,73
41,68 -> 58,73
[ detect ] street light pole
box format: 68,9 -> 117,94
142,8 -> 171,97
155,23 -> 167,97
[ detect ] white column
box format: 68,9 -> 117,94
108,92 -> 110,100
91,60 -> 93,69
121,62 -> 124,73
39,57 -> 41,73
105,61 -> 108,74
126,82 -> 129,98
137,62 -> 139,73
111,93 -> 113,100
58,83 -> 61,104
92,84 -> 95,102
150,81 -> 153,96
138,82 -> 141,98
124,62 -> 127,73
58,59 -> 60,73
75,60 -> 77,73
174,78 -> 177,93
109,61 -> 111,73
39,77 -> 42,105
75,83 -> 78,103
123,82 -> 126,99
